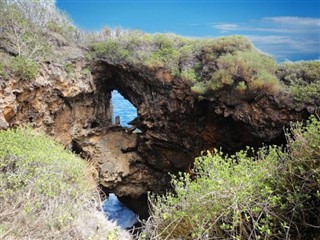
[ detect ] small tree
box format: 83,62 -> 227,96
0,2 -> 48,62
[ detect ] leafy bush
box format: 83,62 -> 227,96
9,56 -> 39,80
277,61 -> 320,105
0,127 -> 131,239
144,45 -> 180,73
181,69 -> 199,83
145,116 -> 320,239
92,40 -> 129,62
199,35 -> 253,62
203,50 -> 280,93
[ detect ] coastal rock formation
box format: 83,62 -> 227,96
0,51 -> 311,199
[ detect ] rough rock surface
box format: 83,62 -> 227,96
0,53 -> 310,198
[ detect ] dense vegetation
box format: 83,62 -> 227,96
277,61 -> 320,106
0,128 -> 131,239
144,116 -> 320,239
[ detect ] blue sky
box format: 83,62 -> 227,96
56,0 -> 320,61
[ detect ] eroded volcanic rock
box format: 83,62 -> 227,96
0,50 -> 311,198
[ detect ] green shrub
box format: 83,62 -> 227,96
207,50 -> 280,92
198,35 -> 253,63
9,56 -> 39,80
191,82 -> 207,95
153,33 -> 175,49
180,69 -> 199,83
0,127 -> 131,239
145,116 -> 320,239
236,80 -> 247,93
144,46 -> 180,73
92,40 -> 129,61
277,61 -> 320,105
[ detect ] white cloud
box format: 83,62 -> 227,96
213,24 -> 298,33
214,24 -> 239,31
246,35 -> 296,45
246,34 -> 320,60
212,16 -> 320,60
213,16 -> 320,33
263,16 -> 320,26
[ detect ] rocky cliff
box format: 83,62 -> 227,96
1,46 -> 315,201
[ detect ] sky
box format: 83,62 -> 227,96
56,0 -> 320,61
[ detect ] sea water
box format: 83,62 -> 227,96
102,91 -> 138,228
102,194 -> 138,229
112,90 -> 137,127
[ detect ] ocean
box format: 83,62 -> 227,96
112,90 -> 137,127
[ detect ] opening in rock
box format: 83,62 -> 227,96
111,90 -> 137,127
70,140 -> 83,155
102,193 -> 139,229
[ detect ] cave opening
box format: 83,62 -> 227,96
100,191 -> 149,231
99,183 -> 149,230
101,193 -> 139,229
111,90 -> 137,127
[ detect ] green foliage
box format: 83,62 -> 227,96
144,44 -> 180,73
277,61 -> 320,105
200,35 -> 253,61
92,39 -> 129,62
89,34 -> 257,79
0,127 -> 87,237
0,127 -> 89,201
9,56 -> 39,80
204,50 -> 280,93
89,33 -> 283,97
146,116 -> 320,239
191,82 -> 207,95
236,80 -> 247,92
180,69 -> 199,83
154,33 -> 176,49
0,127 -> 128,239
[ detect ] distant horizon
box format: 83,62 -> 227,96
57,0 -> 320,62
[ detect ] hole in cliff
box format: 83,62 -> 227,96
90,120 -> 99,128
70,140 -> 83,155
101,193 -> 145,230
111,90 -> 137,127
118,194 -> 149,221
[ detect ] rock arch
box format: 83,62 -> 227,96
1,59 -> 307,198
